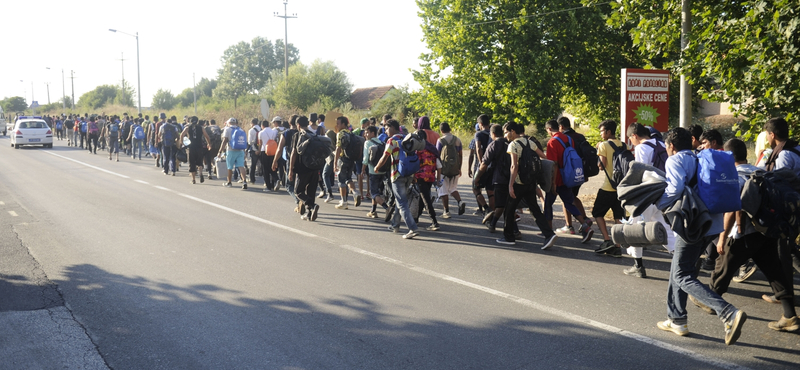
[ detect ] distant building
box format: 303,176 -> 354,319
350,86 -> 395,110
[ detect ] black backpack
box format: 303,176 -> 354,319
368,140 -> 389,172
296,132 -> 332,170
578,139 -> 600,178
344,132 -> 365,162
517,138 -> 543,186
603,141 -> 635,189
643,141 -> 668,172
742,168 -> 800,240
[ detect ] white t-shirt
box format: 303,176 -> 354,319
634,138 -> 664,166
258,127 -> 278,151
248,126 -> 261,150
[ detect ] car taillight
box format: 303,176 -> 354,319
46,130 -> 52,134
16,130 -> 22,135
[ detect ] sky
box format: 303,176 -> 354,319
1,0 -> 428,109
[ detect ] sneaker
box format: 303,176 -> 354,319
388,226 -> 399,233
310,204 -> 320,221
700,257 -> 716,272
300,213 -> 309,221
335,202 -> 349,210
442,211 -> 451,219
603,246 -> 622,258
579,223 -> 594,244
724,310 -> 747,345
514,231 -> 522,239
273,182 -> 281,191
427,224 -> 440,231
762,294 -> 780,304
768,316 -> 800,332
689,295 -> 715,314
402,230 -> 419,239
657,319 -> 689,337
237,179 -> 244,183
293,205 -> 300,213
594,240 -> 616,254
732,260 -> 757,283
515,213 -> 521,222
366,211 -> 377,218
458,202 -> 466,215
324,195 -> 334,203
496,238 -> 516,246
317,191 -> 326,199
556,225 -> 575,234
354,194 -> 362,207
542,234 -> 558,250
242,183 -> 248,190
199,174 -> 204,184
486,223 -> 496,233
482,212 -> 493,225
223,182 -> 232,188
472,208 -> 484,216
623,264 -> 647,278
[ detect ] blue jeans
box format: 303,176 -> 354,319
544,185 -> 582,221
286,160 -> 298,204
162,145 -> 177,174
322,162 -> 335,194
667,235 -> 736,324
133,139 -> 144,159
391,176 -> 418,231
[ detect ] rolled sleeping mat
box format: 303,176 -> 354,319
611,222 -> 667,246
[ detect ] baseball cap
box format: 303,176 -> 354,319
159,113 -> 166,119
226,117 -> 238,124
360,118 -> 369,125
272,116 -> 283,123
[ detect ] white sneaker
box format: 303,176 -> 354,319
324,195 -> 335,203
442,211 -> 451,219
657,319 -> 689,336
335,202 -> 349,210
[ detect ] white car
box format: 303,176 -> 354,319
10,117 -> 53,149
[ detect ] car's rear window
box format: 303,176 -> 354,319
19,121 -> 47,129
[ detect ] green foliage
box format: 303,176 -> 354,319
414,0 -> 642,131
1,96 -> 28,113
369,86 -> 415,126
265,60 -> 352,111
215,36 -> 299,101
77,85 -> 122,109
609,0 -> 800,138
151,89 -> 177,110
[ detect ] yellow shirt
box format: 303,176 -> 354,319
597,139 -> 627,192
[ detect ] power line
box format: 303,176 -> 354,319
431,1 -> 614,31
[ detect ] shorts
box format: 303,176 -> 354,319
355,163 -> 362,176
226,150 -> 245,170
338,159 -> 355,188
591,189 -> 625,220
571,183 -> 582,196
369,174 -> 385,198
475,171 -> 492,189
108,140 -> 119,153
438,176 -> 460,197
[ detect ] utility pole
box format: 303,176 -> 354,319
70,70 -> 76,110
679,0 -> 692,128
31,81 -> 34,104
45,82 -> 51,104
118,52 -> 127,106
274,0 -> 297,88
193,73 -> 197,114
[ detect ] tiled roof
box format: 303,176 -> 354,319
350,86 -> 394,110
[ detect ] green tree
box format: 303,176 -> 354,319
114,84 -> 136,107
215,37 -> 299,107
1,96 -> 29,112
370,86 -> 415,125
151,89 -> 177,110
77,85 -> 119,109
608,0 -> 800,136
414,0 -> 641,130
265,60 -> 352,111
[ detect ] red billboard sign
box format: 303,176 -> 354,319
620,69 -> 670,138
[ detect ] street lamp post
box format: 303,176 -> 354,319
274,1 -> 297,88
109,29 -> 141,114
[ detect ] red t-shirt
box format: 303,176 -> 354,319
546,132 -> 573,187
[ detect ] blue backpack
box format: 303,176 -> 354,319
555,136 -> 585,188
230,127 -> 248,150
80,122 -> 87,133
693,150 -> 741,214
397,147 -> 420,177
133,125 -> 145,140
56,121 -> 63,130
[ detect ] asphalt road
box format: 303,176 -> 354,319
1,137 -> 798,370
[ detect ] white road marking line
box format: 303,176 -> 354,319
0,201 -> 5,205
43,151 -> 130,179
8,211 -> 18,217
135,180 -> 149,185
47,151 -> 752,370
